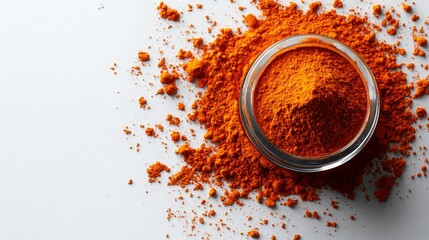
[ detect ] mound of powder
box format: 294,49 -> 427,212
254,46 -> 367,157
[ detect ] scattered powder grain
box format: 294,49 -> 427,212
372,4 -> 382,16
414,79 -> 429,98
402,3 -> 412,13
164,84 -> 178,95
330,200 -> 339,209
177,49 -> 193,59
308,1 -> 322,12
155,124 -> 164,132
147,161 -> 171,183
138,51 -> 150,62
265,198 -> 276,208
157,2 -> 180,22
158,58 -> 166,68
387,27 -> 397,35
138,96 -> 147,108
145,127 -> 156,137
305,210 -> 312,218
182,59 -> 204,82
171,131 -> 180,142
313,211 -> 320,219
160,71 -> 178,84
166,114 -> 181,126
416,36 -> 427,47
123,128 -> 132,135
333,0 -> 343,8
244,14 -> 258,28
192,37 -> 203,47
416,107 -> 427,119
208,188 -> 217,197
285,198 -> 298,207
326,221 -> 337,228
413,47 -> 425,57
178,102 -> 185,111
247,229 -> 260,239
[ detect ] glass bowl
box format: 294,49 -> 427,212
239,34 -> 380,172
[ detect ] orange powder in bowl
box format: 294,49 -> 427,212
254,46 -> 367,157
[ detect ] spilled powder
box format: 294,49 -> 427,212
138,51 -> 150,62
122,0 -> 429,238
157,2 -> 180,22
169,0 -> 417,205
147,161 -> 171,183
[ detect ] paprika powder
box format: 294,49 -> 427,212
253,46 -> 367,157
168,0 -> 415,205
126,0 -> 429,238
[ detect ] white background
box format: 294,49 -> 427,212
1,0 -> 428,239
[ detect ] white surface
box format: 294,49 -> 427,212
0,0 -> 428,239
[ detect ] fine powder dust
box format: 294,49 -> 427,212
169,0 -> 416,205
254,46 -> 367,157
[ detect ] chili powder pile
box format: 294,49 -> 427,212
254,46 -> 367,157
166,0 -> 416,205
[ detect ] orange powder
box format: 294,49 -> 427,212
138,51 -> 150,62
147,161 -> 171,183
333,0 -> 343,8
168,1 -> 414,204
254,47 -> 367,157
157,2 -> 180,22
247,229 -> 260,238
121,0 -> 429,239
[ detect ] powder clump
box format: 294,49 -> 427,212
416,107 -> 427,119
247,229 -> 260,238
183,59 -> 204,82
309,2 -> 322,12
164,84 -> 178,95
157,2 -> 180,22
402,3 -> 412,13
372,4 -> 382,16
413,79 -> 429,98
416,36 -> 427,47
160,71 -> 178,84
244,14 -> 259,28
333,0 -> 343,8
147,161 -> 171,183
138,96 -> 147,108
138,51 -> 150,62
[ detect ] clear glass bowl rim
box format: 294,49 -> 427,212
239,34 -> 380,173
